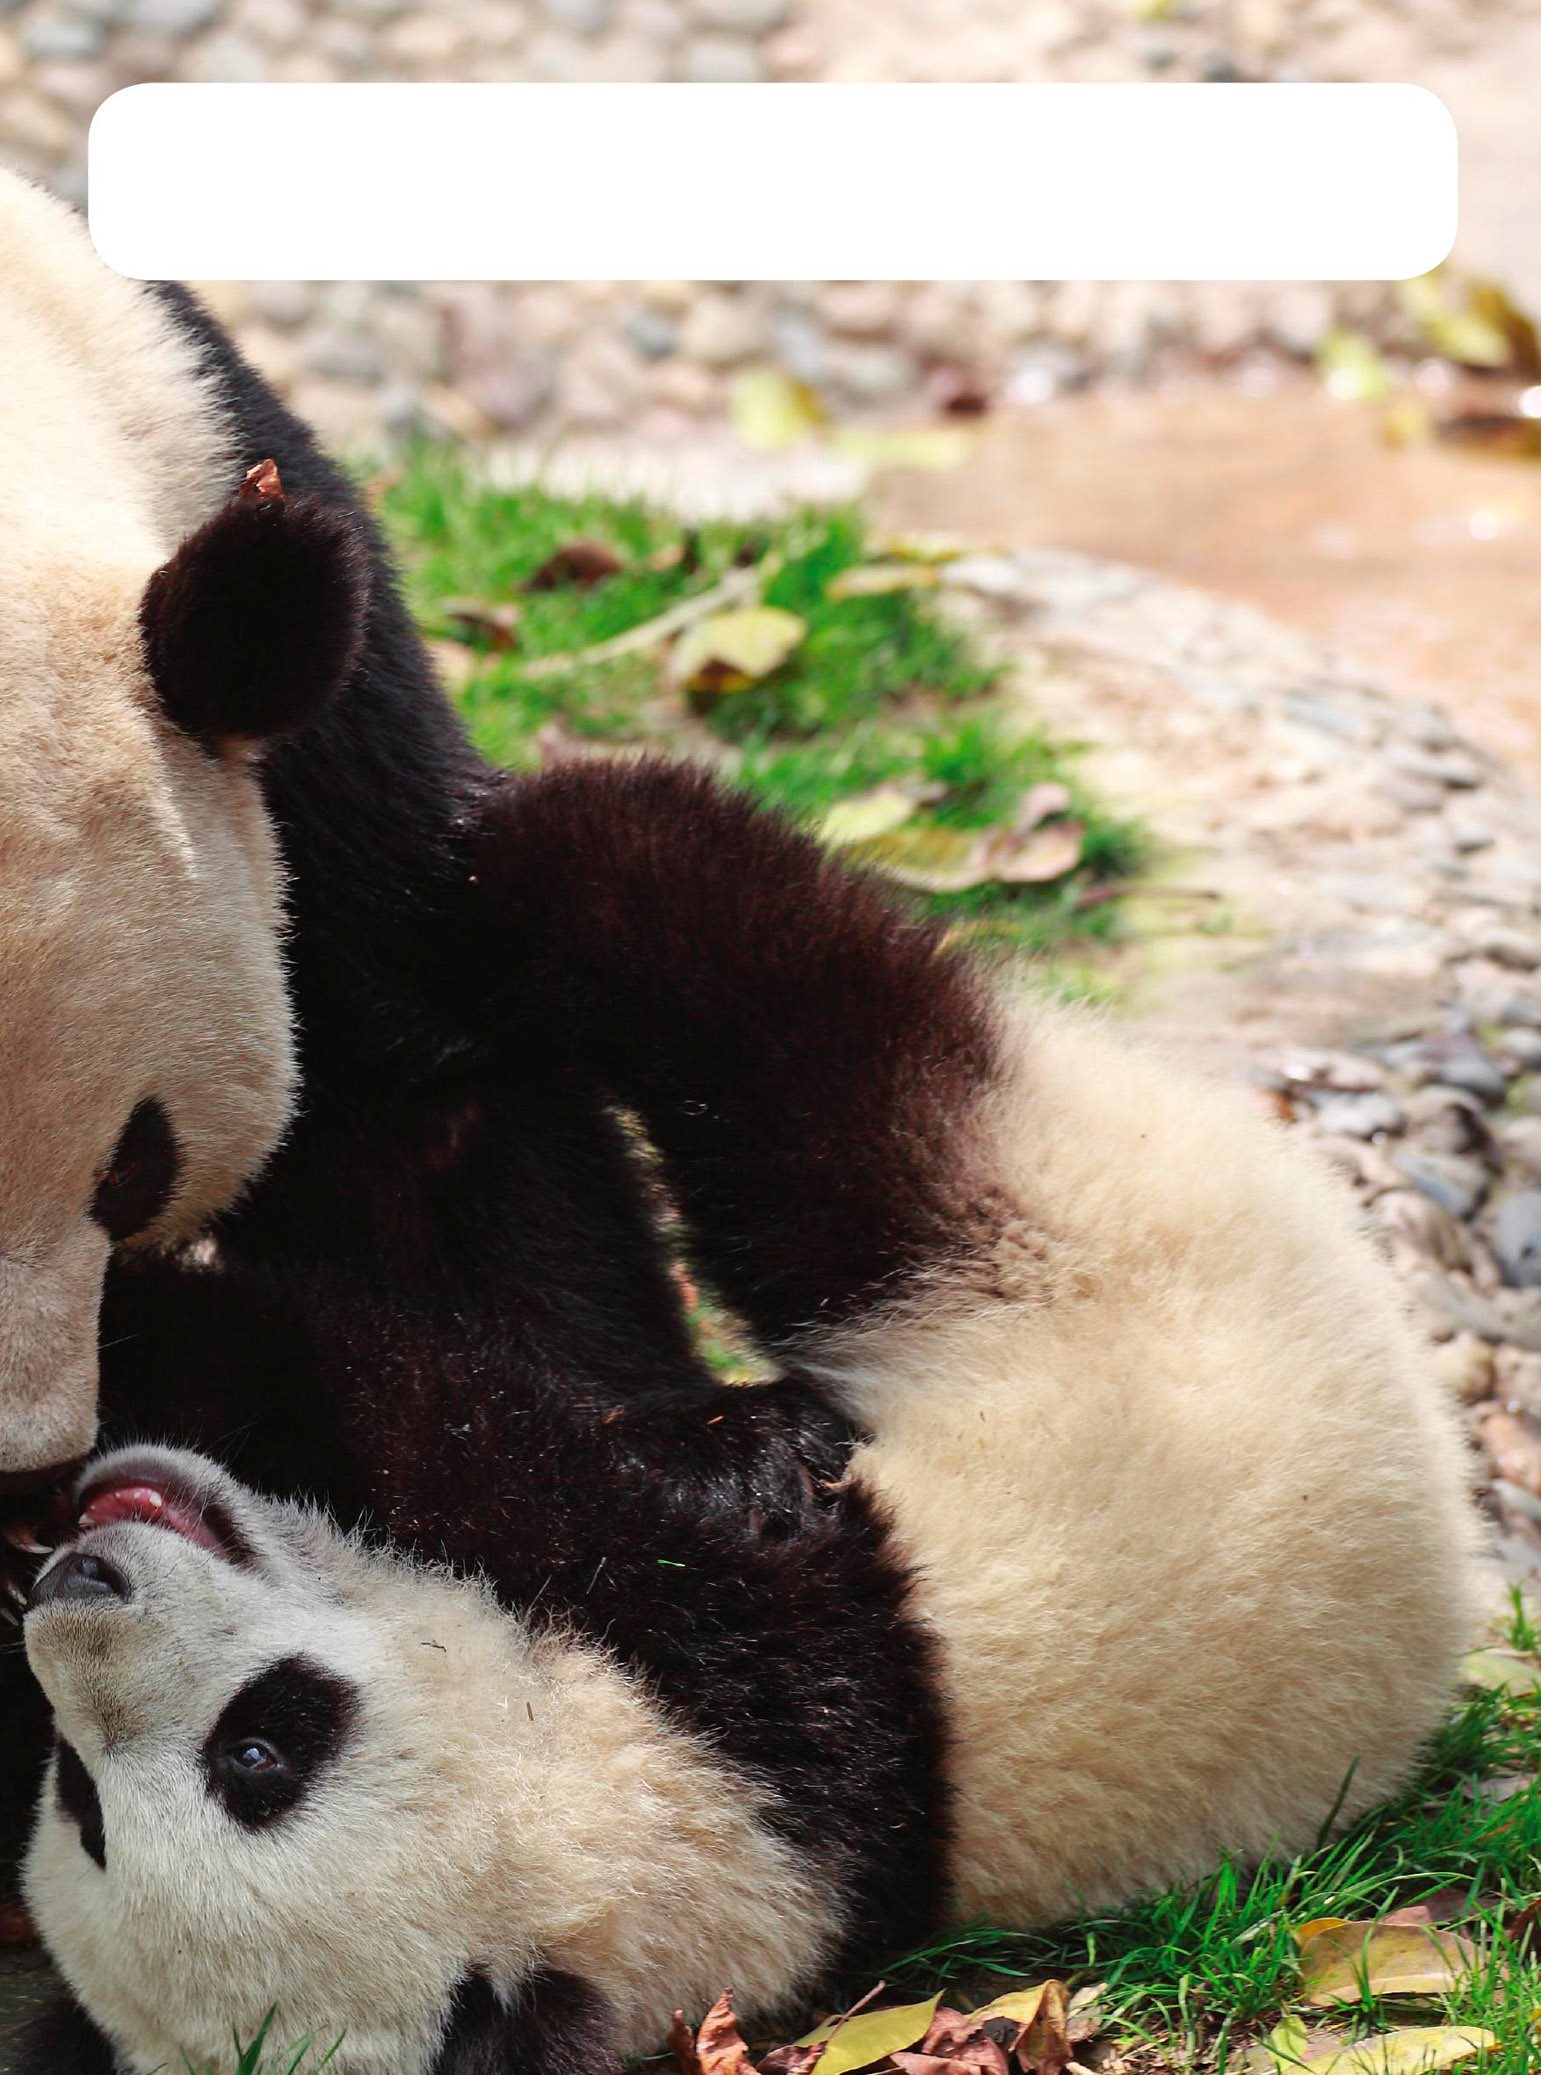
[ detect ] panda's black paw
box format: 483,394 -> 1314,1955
607,1377 -> 857,1538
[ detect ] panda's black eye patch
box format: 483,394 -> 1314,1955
55,1739 -> 105,1870
202,1657 -> 357,1830
91,1099 -> 179,1243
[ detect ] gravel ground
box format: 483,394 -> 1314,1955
5,0 -> 1541,440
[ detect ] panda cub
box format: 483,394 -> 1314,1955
20,996 -> 1483,2075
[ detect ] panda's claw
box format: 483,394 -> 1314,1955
1,1524 -> 49,1559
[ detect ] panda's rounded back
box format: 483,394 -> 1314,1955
820,1003 -> 1484,1925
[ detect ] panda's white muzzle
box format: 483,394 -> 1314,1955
0,1221 -> 108,1481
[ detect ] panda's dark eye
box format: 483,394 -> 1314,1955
229,1739 -> 282,1775
202,1657 -> 357,1830
92,1098 -> 180,1243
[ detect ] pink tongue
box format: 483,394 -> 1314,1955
77,1485 -> 225,1554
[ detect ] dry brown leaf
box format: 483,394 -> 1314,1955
989,822 -> 1084,886
440,597 -> 522,651
526,539 -> 626,591
761,2045 -> 828,2075
671,2008 -> 703,2075
1015,782 -> 1074,833
670,607 -> 807,698
696,1991 -> 760,2075
240,456 -> 283,503
0,1900 -> 36,1946
1298,1921 -> 1478,2007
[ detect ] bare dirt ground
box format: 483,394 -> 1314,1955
875,381 -> 1541,785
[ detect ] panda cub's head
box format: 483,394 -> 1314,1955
22,1446 -> 548,2075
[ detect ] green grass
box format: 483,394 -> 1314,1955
372,449 -> 1142,958
174,2009 -> 341,2073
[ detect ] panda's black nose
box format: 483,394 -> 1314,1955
28,1551 -> 132,1611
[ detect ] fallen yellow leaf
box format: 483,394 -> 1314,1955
1295,1920 -> 1352,1948
870,531 -> 972,565
849,823 -> 993,894
1305,2026 -> 1498,2074
1463,1647 -> 1541,1694
794,1995 -> 941,2075
827,563 -> 942,600
819,788 -> 916,847
1250,2018 -> 1496,2074
669,608 -> 806,697
970,1985 -> 1050,2027
731,366 -> 827,451
1299,1922 -> 1477,2007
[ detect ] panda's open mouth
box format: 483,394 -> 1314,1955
74,1461 -> 248,1568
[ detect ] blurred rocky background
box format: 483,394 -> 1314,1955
3,0 -> 1540,451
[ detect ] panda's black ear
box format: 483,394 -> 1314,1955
140,459 -> 369,749
15,1992 -> 118,2073
431,1968 -> 619,2075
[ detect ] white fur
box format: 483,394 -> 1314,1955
0,170 -> 296,1473
806,1004 -> 1486,1920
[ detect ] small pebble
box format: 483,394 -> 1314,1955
1478,927 -> 1541,972
1404,1085 -> 1494,1160
1434,1050 -> 1510,1106
1496,1344 -> 1541,1417
1495,1192 -> 1541,1288
1503,1119 -> 1541,1178
1312,1091 -> 1403,1140
1375,1189 -> 1470,1270
1393,1149 -> 1490,1221
1500,1030 -> 1541,1071
1480,1406 -> 1541,1498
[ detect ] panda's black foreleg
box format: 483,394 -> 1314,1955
468,758 -> 1002,1360
429,1968 -> 620,2075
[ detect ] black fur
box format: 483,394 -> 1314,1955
430,1970 -> 618,2075
2,283 -> 1006,2016
91,1097 -> 180,1244
54,1740 -> 105,1869
15,1994 -> 118,2074
139,473 -> 368,747
202,1656 -> 358,1829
